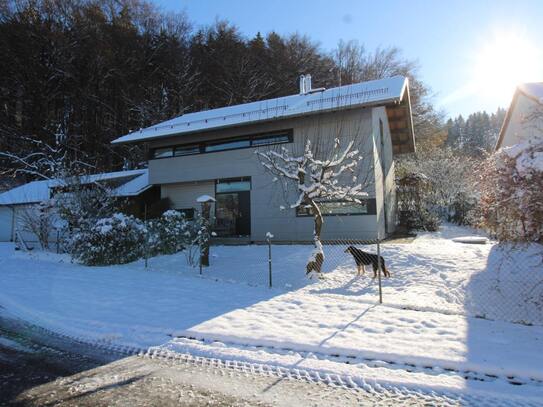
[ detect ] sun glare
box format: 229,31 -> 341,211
472,30 -> 541,103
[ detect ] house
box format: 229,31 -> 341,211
112,75 -> 415,242
0,169 -> 157,244
496,82 -> 543,150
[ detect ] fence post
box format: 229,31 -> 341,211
144,204 -> 148,269
376,238 -> 383,304
267,235 -> 273,288
199,241 -> 203,275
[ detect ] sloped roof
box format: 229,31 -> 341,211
112,76 -> 411,144
0,169 -> 150,205
518,82 -> 543,104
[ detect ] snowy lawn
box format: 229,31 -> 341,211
1,225 -> 542,400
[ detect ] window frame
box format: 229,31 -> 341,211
295,199 -> 376,217
151,129 -> 293,160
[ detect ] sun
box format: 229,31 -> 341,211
472,30 -> 541,103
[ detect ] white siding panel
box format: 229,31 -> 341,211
0,206 -> 13,241
162,181 -> 215,211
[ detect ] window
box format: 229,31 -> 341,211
151,129 -> 292,159
153,147 -> 173,159
216,177 -> 251,193
205,139 -> 250,153
296,200 -> 373,217
251,133 -> 291,147
174,144 -> 200,156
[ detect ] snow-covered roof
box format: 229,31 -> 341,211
112,76 -> 410,144
518,82 -> 543,104
0,169 -> 150,205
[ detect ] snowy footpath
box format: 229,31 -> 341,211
1,226 -> 542,404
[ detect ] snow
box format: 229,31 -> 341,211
452,236 -> 489,244
196,195 -> 216,203
1,225 -> 542,401
0,169 -> 149,205
502,137 -> 543,175
112,76 -> 408,144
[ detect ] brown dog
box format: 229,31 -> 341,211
344,246 -> 390,278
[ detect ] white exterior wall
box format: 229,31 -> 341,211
372,106 -> 397,237
500,93 -> 543,148
0,206 -> 14,241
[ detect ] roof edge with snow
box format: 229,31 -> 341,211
112,76 -> 412,145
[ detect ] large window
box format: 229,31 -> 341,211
216,178 -> 251,193
153,147 -> 174,158
152,129 -> 293,159
205,139 -> 251,153
296,199 -> 375,217
175,144 -> 201,156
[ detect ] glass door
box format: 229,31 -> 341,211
214,178 -> 251,237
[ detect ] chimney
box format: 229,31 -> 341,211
305,74 -> 312,93
299,74 -> 306,94
299,74 -> 313,95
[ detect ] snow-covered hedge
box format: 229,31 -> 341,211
71,213 -> 146,266
397,147 -> 479,228
147,210 -> 193,255
479,138 -> 543,242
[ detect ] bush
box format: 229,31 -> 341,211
479,138 -> 543,242
397,172 -> 441,232
71,213 -> 146,266
448,192 -> 478,226
397,147 -> 479,227
147,210 -> 192,255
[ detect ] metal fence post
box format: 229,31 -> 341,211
267,235 -> 273,288
144,204 -> 148,269
199,241 -> 203,275
377,238 -> 383,304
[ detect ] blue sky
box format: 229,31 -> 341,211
156,0 -> 543,118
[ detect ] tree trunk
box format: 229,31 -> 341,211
200,202 -> 211,267
310,201 -> 323,241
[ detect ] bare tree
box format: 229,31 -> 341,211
18,200 -> 56,250
257,113 -> 372,277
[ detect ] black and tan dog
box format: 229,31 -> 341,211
344,246 -> 390,278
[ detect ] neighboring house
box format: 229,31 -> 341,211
112,76 -> 415,242
496,82 -> 543,150
0,169 -> 156,244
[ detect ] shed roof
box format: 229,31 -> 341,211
112,76 -> 413,149
0,169 -> 150,205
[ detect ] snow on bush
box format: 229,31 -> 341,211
397,147 -> 479,227
479,137 -> 543,242
147,210 -> 191,255
71,213 -> 146,266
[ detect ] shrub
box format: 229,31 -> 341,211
397,147 -> 479,226
147,210 -> 192,255
71,213 -> 146,266
479,138 -> 543,242
397,172 -> 441,232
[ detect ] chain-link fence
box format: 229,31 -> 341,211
182,230 -> 543,327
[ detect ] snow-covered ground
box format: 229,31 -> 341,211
1,225 -> 542,403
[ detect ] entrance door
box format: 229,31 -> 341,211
214,178 -> 251,237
